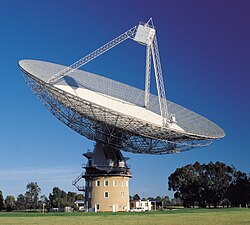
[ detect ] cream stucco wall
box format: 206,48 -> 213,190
85,176 -> 130,212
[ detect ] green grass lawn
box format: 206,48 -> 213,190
0,208 -> 249,225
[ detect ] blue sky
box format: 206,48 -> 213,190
0,0 -> 249,199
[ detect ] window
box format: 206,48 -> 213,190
113,180 -> 118,187
96,204 -> 100,210
88,181 -> 92,187
121,192 -> 125,198
96,180 -> 100,187
104,191 -> 109,198
88,192 -> 92,198
120,181 -> 124,187
104,180 -> 109,187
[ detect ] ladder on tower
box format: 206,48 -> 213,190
72,172 -> 85,192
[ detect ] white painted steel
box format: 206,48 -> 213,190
19,59 -> 225,140
54,84 -> 184,131
144,44 -> 151,109
151,36 -> 169,124
48,26 -> 138,84
133,24 -> 155,45
47,19 -> 170,126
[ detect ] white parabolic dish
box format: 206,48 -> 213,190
19,59 -> 225,154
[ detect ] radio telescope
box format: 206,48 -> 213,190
19,19 -> 224,211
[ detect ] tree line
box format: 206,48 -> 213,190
0,182 -> 83,212
130,194 -> 183,208
168,161 -> 250,208
1,161 -> 249,211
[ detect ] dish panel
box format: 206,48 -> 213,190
19,60 -> 225,139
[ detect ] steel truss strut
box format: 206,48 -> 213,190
48,18 -> 171,126
23,72 -> 212,155
48,26 -> 138,84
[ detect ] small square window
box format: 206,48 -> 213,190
104,180 -> 109,186
96,180 -> 100,187
113,180 -> 118,187
104,192 -> 109,198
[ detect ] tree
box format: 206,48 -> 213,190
49,187 -> 68,208
168,161 -> 234,208
228,170 -> 250,207
67,192 -> 78,207
132,194 -> 140,201
168,162 -> 202,207
38,195 -> 50,212
202,162 -> 233,208
147,197 -> 155,201
25,182 -> 41,210
0,191 -> 4,211
154,196 -> 163,208
170,197 -> 183,206
162,196 -> 171,207
15,194 -> 26,210
76,194 -> 84,201
5,196 -> 15,211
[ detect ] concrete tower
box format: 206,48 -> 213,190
83,141 -> 132,212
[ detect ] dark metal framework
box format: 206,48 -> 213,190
23,71 -> 213,154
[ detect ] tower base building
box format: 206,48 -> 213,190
82,141 -> 132,212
